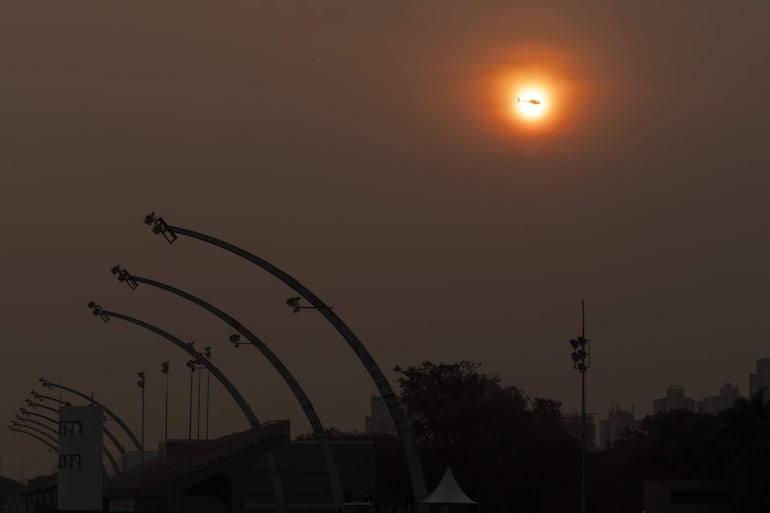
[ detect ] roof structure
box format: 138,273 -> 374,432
106,420 -> 289,494
421,468 -> 477,504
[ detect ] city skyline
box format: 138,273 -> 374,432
2,1 -> 770,481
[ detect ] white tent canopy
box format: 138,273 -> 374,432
421,468 -> 477,504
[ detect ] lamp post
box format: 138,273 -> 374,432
8,426 -> 57,453
14,414 -> 120,476
137,371 -> 145,466
30,391 -> 71,408
13,418 -> 57,443
39,376 -> 142,451
196,360 -> 202,440
569,301 -> 591,513
161,361 -> 169,442
25,399 -> 59,415
141,212 -> 426,503
86,306 -> 260,429
29,392 -> 127,458
204,346 -> 211,440
186,359 -> 202,440
109,266 -> 341,510
86,303 -> 288,496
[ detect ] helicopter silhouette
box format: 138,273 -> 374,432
517,96 -> 541,105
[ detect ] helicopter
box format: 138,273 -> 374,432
517,96 -> 541,105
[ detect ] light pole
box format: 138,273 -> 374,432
86,306 -> 261,429
137,371 -> 145,466
161,361 -> 169,442
196,360 -> 202,440
39,376 -> 142,451
204,346 -> 211,440
18,408 -> 57,427
25,399 -> 59,415
142,212 -> 427,503
109,266 -> 341,510
186,359 -> 201,440
30,392 -> 127,458
8,426 -> 56,453
15,413 -> 121,476
569,300 -> 591,513
87,303 -> 286,497
13,418 -> 57,443
29,391 -> 71,408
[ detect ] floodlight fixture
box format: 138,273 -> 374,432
229,334 -> 242,348
204,346 -> 211,359
286,296 -> 333,313
161,361 -> 169,374
88,301 -> 110,323
111,265 -> 138,290
143,211 -> 177,244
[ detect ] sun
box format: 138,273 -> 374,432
515,90 -> 548,120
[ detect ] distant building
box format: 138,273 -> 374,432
561,413 -> 596,450
8,421 -> 376,513
697,382 -> 740,415
599,404 -> 639,449
365,395 -> 398,437
653,385 -> 696,415
749,358 -> 770,399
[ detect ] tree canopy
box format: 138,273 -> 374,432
394,361 -> 576,512
301,361 -> 770,512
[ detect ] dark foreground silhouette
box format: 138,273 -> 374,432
303,361 -> 770,513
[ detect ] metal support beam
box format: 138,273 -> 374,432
143,216 -> 427,502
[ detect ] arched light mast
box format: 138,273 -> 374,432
143,213 -> 427,502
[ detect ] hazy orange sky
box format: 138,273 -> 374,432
2,1 -> 770,478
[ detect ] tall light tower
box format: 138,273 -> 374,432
137,371 -> 146,466
569,301 -> 591,513
141,212 -> 427,504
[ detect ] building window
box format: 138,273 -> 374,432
58,454 -> 81,469
59,421 -> 82,435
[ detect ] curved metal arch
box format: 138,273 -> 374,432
33,393 -> 70,407
32,393 -> 127,456
40,379 -> 142,451
148,220 -> 427,500
11,428 -> 58,453
16,417 -> 59,434
12,421 -> 57,444
119,274 -> 344,509
26,401 -> 59,415
92,309 -> 284,512
16,418 -> 121,476
22,410 -> 57,425
102,309 -> 259,425
101,426 -> 126,459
